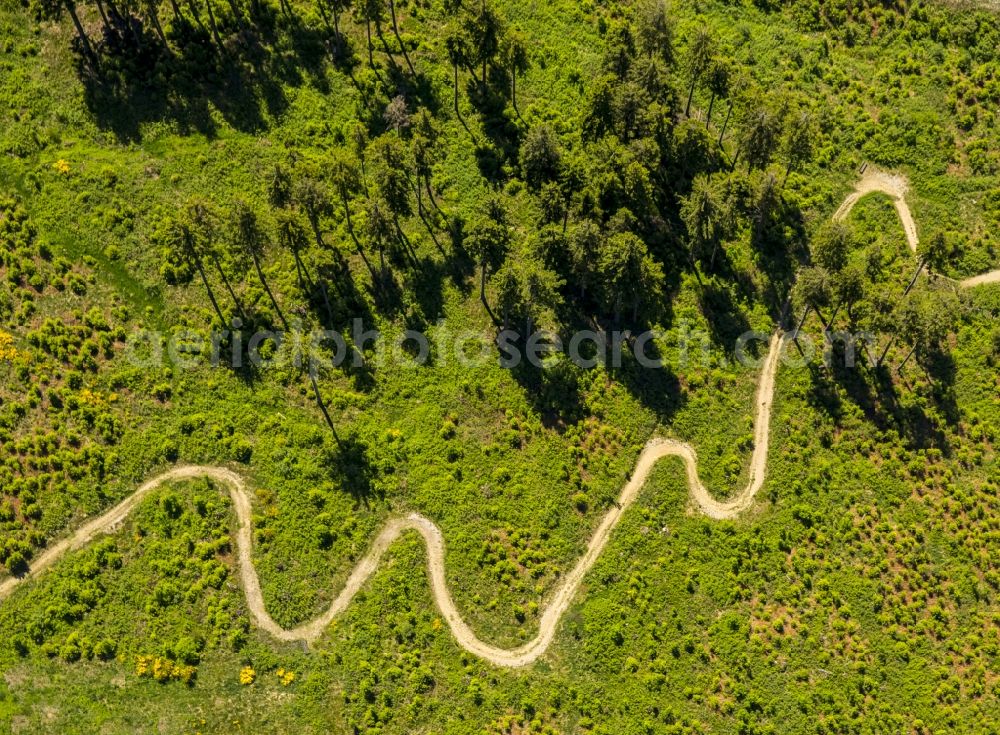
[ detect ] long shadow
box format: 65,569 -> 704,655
828,348 -> 953,455
465,75 -> 521,184
325,433 -> 379,508
752,195 -> 808,321
77,10 -> 338,142
612,336 -> 686,423
697,277 -> 752,355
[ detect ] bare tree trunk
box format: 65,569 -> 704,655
719,102 -> 733,146
388,0 -> 416,75
903,260 -> 924,297
251,252 -> 289,330
191,255 -> 227,325
309,372 -> 342,448
342,192 -> 377,279
65,0 -> 98,66
211,253 -> 248,322
685,77 -> 697,117
416,184 -> 446,255
896,344 -> 917,373
480,266 -> 499,326
204,0 -> 224,50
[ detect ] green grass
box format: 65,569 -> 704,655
0,0 -> 999,732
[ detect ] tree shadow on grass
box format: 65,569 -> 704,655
697,277 -> 752,356
328,433 -> 379,509
826,347 -> 954,456
77,14 -> 339,143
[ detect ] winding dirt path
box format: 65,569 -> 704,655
834,166 -> 1000,289
1,171 -> 997,668
0,334 -> 785,667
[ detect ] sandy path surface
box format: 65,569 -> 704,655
835,166 -> 1000,289
1,170 -> 997,668
0,335 -> 784,668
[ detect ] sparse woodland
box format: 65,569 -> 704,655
1,0 -> 1000,732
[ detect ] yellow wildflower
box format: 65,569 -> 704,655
0,332 -> 18,362
135,655 -> 153,677
239,666 -> 256,685
53,159 -> 70,175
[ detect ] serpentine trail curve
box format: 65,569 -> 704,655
0,334 -> 782,669
0,171 -> 997,668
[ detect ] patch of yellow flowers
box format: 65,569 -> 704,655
135,655 -> 196,684
79,388 -> 119,406
53,159 -> 70,175
276,667 -> 296,686
239,665 -> 256,685
0,331 -> 19,362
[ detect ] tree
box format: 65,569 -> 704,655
832,262 -> 866,325
783,111 -> 815,182
793,266 -> 832,330
370,135 -> 416,262
751,171 -> 780,248
602,20 -> 636,79
636,0 -> 674,67
187,198 -> 247,322
363,195 -> 397,271
468,0 -> 504,86
268,164 -> 294,210
387,0 -> 416,75
317,0 -> 349,57
491,252 -> 562,331
294,175 -> 332,251
568,220 -> 601,299
681,174 -> 725,275
163,216 -> 226,325
410,109 -> 448,234
684,26 -> 714,117
738,106 -> 781,171
465,199 -> 512,325
705,57 -> 731,127
492,260 -> 523,330
275,209 -> 312,290
813,221 -> 852,274
597,230 -> 663,323
503,30 -> 530,120
896,289 -> 954,373
354,0 -> 381,70
907,231 -> 949,296
231,200 -> 289,330
445,28 -> 472,118
519,125 -> 563,190
330,149 -> 377,278
384,95 -> 411,134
